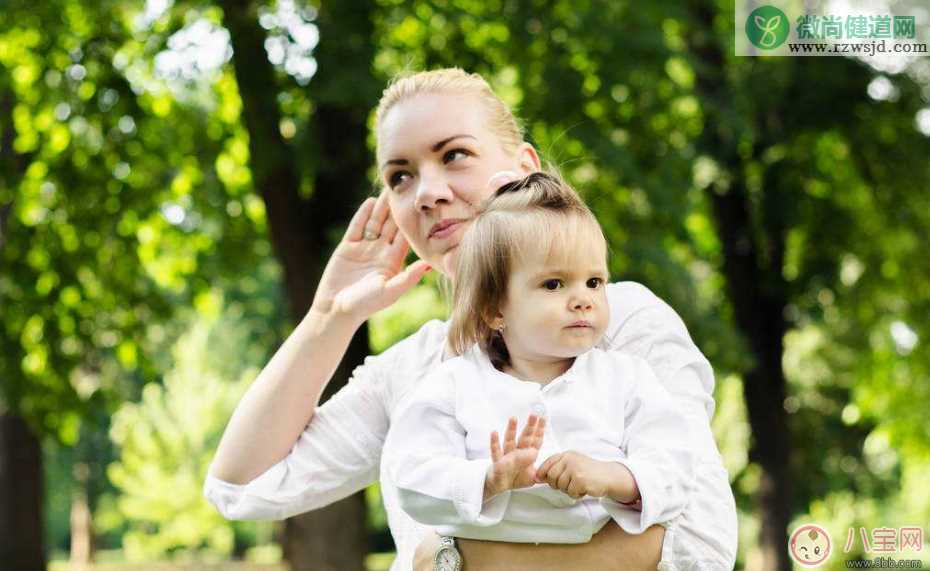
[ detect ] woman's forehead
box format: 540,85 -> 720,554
377,93 -> 490,160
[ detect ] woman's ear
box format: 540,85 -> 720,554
516,142 -> 541,174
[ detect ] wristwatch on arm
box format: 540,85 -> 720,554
434,536 -> 463,571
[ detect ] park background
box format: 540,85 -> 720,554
1,0 -> 929,570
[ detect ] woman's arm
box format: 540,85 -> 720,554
604,282 -> 721,459
207,193 -> 430,486
413,522 -> 665,571
208,308 -> 359,485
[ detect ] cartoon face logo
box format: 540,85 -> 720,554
789,524 -> 832,567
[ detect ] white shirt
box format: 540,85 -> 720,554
384,345 -> 695,543
202,282 -> 737,570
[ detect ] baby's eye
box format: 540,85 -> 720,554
542,279 -> 564,291
388,171 -> 412,190
586,277 -> 604,289
814,547 -> 820,555
443,148 -> 470,163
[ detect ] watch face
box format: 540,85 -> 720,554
435,546 -> 462,571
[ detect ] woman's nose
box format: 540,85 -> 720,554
414,173 -> 454,211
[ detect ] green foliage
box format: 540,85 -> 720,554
106,304 -> 267,561
0,0 -> 272,446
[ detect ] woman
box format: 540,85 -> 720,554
204,68 -> 737,570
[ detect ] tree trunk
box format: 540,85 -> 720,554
708,182 -> 791,571
0,202 -> 11,250
1,83 -> 27,251
69,463 -> 95,570
0,413 -> 46,571
1,83 -> 30,252
1,74 -> 45,571
220,0 -> 378,568
686,2 -> 792,570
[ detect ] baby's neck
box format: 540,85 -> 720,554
503,356 -> 574,385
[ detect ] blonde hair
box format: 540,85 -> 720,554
447,172 -> 607,370
375,68 -> 524,160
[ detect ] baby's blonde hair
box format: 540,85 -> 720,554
375,68 -> 524,160
447,172 -> 607,370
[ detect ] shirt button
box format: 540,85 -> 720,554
531,403 -> 546,416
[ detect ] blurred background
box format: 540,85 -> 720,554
1,0 -> 928,570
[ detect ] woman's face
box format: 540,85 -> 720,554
378,93 -> 540,275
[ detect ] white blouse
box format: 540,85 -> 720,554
203,282 -> 737,570
384,345 -> 695,543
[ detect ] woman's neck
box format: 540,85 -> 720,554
503,355 -> 574,385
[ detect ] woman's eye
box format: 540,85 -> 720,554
586,278 -> 603,289
542,279 -> 563,290
388,171 -> 412,189
443,148 -> 470,163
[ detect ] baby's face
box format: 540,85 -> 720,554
790,525 -> 831,565
498,242 -> 609,362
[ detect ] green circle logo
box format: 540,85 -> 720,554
746,5 -> 789,49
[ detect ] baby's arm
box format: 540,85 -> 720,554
602,355 -> 696,534
384,376 -> 544,528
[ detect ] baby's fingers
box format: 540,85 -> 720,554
532,417 -> 546,449
502,417 -> 518,453
536,453 -> 562,482
566,477 -> 584,499
490,431 -> 502,463
544,460 -> 567,490
516,414 -> 539,448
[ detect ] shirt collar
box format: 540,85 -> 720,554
466,343 -> 593,387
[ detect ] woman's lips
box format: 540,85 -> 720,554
428,219 -> 465,240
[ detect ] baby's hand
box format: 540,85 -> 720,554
536,451 -> 640,502
483,414 -> 546,499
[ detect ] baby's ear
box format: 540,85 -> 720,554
481,309 -> 504,330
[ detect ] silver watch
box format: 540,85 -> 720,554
434,536 -> 463,571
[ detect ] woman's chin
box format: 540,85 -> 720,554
439,246 -> 460,277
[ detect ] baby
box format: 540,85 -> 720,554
384,172 -> 695,546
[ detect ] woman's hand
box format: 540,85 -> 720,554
484,415 -> 546,499
536,451 -> 640,503
312,192 -> 432,325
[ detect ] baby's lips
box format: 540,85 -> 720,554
486,170 -> 521,190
